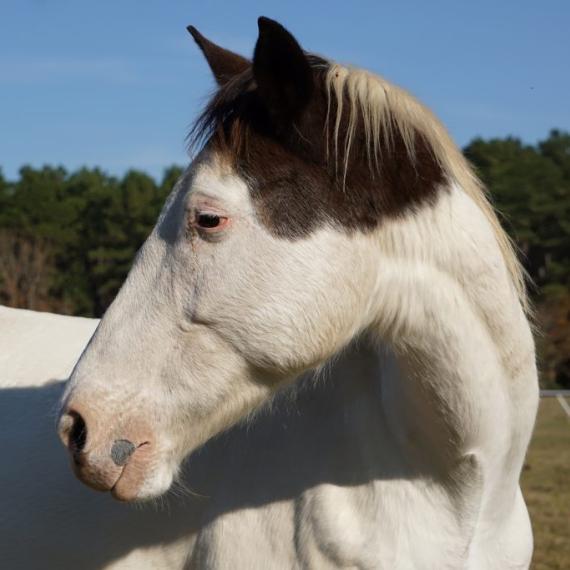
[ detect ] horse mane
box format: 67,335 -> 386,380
189,58 -> 528,311
324,63 -> 528,311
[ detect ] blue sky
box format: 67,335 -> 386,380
1,0 -> 568,181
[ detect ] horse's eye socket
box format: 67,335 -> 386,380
197,213 -> 221,229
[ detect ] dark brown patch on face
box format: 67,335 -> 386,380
189,59 -> 445,239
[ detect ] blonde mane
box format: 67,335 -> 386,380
324,63 -> 528,311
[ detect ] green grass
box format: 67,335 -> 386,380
521,398 -> 570,570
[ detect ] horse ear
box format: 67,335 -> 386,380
253,17 -> 313,123
187,25 -> 250,86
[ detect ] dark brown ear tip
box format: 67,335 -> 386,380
187,25 -> 203,43
257,16 -> 281,32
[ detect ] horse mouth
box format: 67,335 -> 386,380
109,442 -> 152,502
110,468 -> 140,502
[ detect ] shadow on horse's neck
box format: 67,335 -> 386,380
182,337 -> 429,522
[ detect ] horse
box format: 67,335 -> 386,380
55,17 -> 538,569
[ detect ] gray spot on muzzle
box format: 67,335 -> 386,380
111,439 -> 136,466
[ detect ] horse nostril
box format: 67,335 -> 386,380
66,411 -> 88,454
111,439 -> 136,466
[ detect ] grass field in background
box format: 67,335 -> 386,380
522,398 -> 570,570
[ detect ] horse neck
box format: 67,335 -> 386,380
369,183 -> 533,370
358,183 -> 537,469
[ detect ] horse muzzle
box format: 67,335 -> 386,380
58,402 -> 153,501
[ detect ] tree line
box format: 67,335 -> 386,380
0,131 -> 568,387
0,165 -> 182,316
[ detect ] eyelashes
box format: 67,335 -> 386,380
191,211 -> 230,234
197,213 -> 224,229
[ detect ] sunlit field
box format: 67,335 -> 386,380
522,398 -> 570,570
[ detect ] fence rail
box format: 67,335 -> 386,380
540,390 -> 570,397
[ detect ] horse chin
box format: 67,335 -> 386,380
110,461 -> 174,503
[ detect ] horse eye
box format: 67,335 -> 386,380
197,213 -> 221,229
